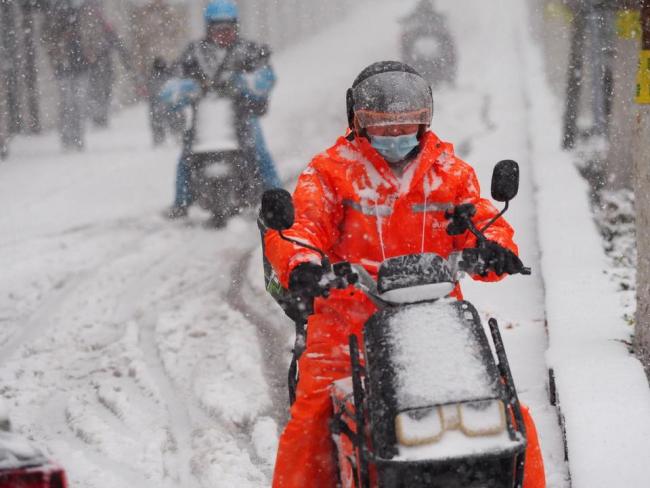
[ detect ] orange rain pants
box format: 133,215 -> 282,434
272,289 -> 546,488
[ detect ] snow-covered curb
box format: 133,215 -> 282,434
523,22 -> 650,488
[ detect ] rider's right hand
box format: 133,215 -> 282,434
470,240 -> 524,276
289,263 -> 325,298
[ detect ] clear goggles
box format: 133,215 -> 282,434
352,71 -> 433,128
354,108 -> 432,128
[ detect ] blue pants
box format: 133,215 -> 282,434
247,117 -> 281,189
173,115 -> 280,207
173,152 -> 193,208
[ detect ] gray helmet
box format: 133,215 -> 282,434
346,61 -> 433,129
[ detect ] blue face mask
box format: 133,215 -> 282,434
369,133 -> 419,163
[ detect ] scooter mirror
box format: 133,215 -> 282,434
491,160 -> 519,202
260,189 -> 295,231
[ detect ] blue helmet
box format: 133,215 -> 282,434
204,0 -> 238,23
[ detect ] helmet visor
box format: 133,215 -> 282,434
353,71 -> 432,128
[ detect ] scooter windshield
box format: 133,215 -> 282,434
377,253 -> 454,295
379,282 -> 455,304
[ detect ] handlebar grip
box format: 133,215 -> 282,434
520,266 -> 531,275
347,272 -> 359,285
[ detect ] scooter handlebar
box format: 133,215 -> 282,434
458,248 -> 531,277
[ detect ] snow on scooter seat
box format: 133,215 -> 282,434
192,97 -> 239,153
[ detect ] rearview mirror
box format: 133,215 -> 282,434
260,189 -> 295,231
491,160 -> 519,202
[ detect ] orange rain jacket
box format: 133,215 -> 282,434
266,131 -> 545,488
265,130 -> 517,291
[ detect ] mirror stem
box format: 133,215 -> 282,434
466,220 -> 487,245
278,231 -> 329,268
479,200 -> 509,233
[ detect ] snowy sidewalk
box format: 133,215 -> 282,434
522,11 -> 650,487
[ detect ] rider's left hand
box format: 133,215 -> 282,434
289,262 -> 325,297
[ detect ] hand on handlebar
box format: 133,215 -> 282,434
289,262 -> 359,299
463,241 -> 527,277
332,262 -> 359,286
289,263 -> 326,297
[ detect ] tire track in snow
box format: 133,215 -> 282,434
225,248 -> 292,472
227,250 -> 290,424
0,213 -> 164,252
110,232 -> 207,488
106,223 -> 270,487
454,93 -> 497,159
0,222 -> 201,487
136,311 -> 196,488
53,391 -> 163,488
0,225 -> 161,369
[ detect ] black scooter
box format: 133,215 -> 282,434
184,96 -> 261,227
259,160 -> 530,488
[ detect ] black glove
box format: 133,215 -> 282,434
289,263 -> 325,297
470,241 -> 524,276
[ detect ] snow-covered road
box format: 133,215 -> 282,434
1,1 -> 571,486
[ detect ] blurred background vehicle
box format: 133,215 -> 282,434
0,400 -> 67,488
399,0 -> 457,88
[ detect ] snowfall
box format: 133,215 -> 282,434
2,0 -> 650,487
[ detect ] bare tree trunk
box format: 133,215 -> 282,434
1,0 -> 21,134
606,36 -> 637,190
21,2 -> 40,133
634,2 -> 650,377
0,71 -> 7,159
562,11 -> 585,149
0,2 -> 8,157
634,113 -> 650,375
586,6 -> 614,140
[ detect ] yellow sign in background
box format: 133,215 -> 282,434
618,10 -> 641,40
636,50 -> 650,104
544,1 -> 573,23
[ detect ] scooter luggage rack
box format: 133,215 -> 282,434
336,302 -> 528,488
489,317 -> 527,488
349,334 -> 371,488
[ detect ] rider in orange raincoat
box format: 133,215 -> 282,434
265,61 -> 546,488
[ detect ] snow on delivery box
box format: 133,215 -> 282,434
330,299 -> 526,488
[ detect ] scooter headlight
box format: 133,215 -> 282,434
395,400 -> 506,447
458,399 -> 506,437
395,406 -> 443,446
